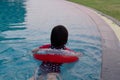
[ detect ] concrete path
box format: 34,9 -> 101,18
27,0 -> 120,80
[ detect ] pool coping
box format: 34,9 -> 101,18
66,1 -> 120,80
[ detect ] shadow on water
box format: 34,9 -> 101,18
0,0 -> 27,33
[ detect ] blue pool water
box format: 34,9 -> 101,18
0,0 -> 102,80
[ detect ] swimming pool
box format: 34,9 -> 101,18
0,0 -> 102,80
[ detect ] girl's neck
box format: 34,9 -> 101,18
51,45 -> 65,49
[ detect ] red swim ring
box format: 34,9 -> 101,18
33,53 -> 78,63
33,44 -> 79,63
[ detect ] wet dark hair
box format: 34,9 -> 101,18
51,25 -> 68,49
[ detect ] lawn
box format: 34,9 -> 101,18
68,0 -> 120,21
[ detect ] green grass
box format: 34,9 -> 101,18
68,0 -> 120,21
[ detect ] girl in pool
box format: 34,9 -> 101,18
30,25 -> 80,80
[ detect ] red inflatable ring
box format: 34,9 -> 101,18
33,49 -> 79,63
